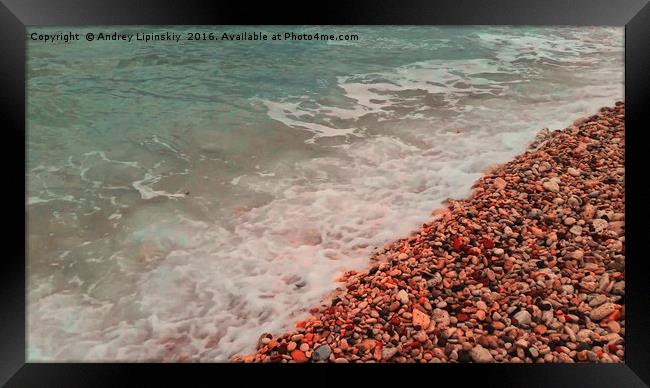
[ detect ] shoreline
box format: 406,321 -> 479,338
233,102 -> 625,363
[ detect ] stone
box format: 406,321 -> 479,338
589,295 -> 609,308
256,333 -> 272,350
569,225 -> 583,236
494,177 -> 507,190
427,272 -> 443,288
533,324 -> 547,335
531,227 -> 544,238
568,249 -> 584,260
539,161 -> 552,172
603,333 -> 623,345
235,103 -> 627,365
334,357 -> 349,363
470,345 -> 495,363
413,308 -> 431,329
568,167 -> 581,177
414,331 -> 428,342
291,350 -> 308,363
528,209 -> 543,220
592,219 -> 609,233
543,180 -> 560,193
583,204 -> 596,220
607,321 -> 621,334
608,221 -> 624,236
568,196 -> 582,208
612,281 -> 625,295
397,289 -> 409,304
576,329 -> 593,343
432,308 -> 450,327
513,310 -> 532,326
382,347 -> 398,361
590,303 -> 616,321
312,345 -> 332,361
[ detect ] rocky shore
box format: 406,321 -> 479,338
233,102 -> 625,363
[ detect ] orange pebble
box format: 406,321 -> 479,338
603,309 -> 620,323
291,350 -> 308,363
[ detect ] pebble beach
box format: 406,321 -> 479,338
233,102 -> 625,363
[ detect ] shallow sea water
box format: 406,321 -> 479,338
27,26 -> 623,361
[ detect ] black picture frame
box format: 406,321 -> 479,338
2,0 -> 649,386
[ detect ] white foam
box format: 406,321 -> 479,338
27,27 -> 624,362
132,173 -> 187,200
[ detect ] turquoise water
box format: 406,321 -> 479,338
27,26 -> 623,361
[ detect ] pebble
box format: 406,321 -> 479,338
539,161 -> 552,172
564,217 -> 576,226
590,303 -> 617,321
382,347 -> 398,361
432,308 -> 450,327
236,104 -> 626,365
312,345 -> 332,361
291,350 -> 308,363
568,167 -> 581,177
592,219 -> 609,233
583,204 -> 596,220
543,180 -> 560,193
470,345 -> 495,363
514,310 -> 532,326
494,177 -> 507,190
397,289 -> 409,304
568,249 -> 584,260
589,295 -> 609,308
607,321 -> 621,334
412,308 -> 431,329
414,331 -> 428,342
567,196 -> 582,208
569,225 -> 583,236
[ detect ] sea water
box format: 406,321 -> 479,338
26,26 -> 623,361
